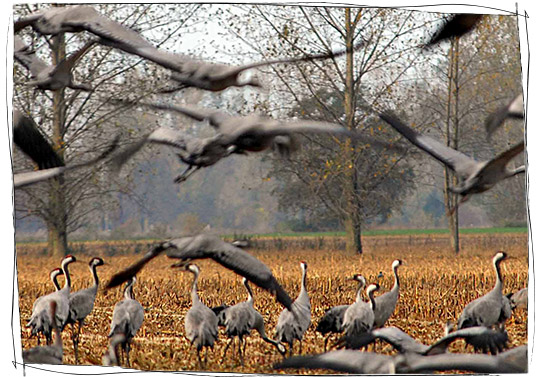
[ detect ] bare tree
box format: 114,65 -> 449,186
222,6 -> 432,252
13,3 -> 203,255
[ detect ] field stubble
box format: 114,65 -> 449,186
16,234 -> 528,373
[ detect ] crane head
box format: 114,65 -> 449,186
90,257 -> 105,267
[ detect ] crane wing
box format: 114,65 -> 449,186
424,14 -> 483,47
109,127 -> 198,171
426,326 -> 508,356
485,94 -> 524,136
257,119 -> 350,136
379,111 -> 478,178
274,350 -> 395,374
121,101 -> 230,128
164,235 -> 294,311
221,43 -> 365,78
13,110 -> 64,170
14,36 -> 51,78
372,327 -> 429,354
105,244 -> 169,289
480,142 -> 525,175
400,351 -> 525,374
14,134 -> 120,189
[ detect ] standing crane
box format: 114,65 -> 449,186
316,274 -> 366,351
340,284 -> 380,349
275,261 -> 311,356
219,278 -> 285,365
374,260 -> 403,329
458,252 -> 512,330
66,257 -> 105,364
23,301 -> 63,365
108,276 -> 144,367
27,255 -> 77,345
177,263 -> 219,368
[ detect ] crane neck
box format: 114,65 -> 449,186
392,265 -> 400,290
300,268 -> 307,293
190,270 -> 200,304
494,258 -> 504,293
61,260 -> 73,290
50,271 -> 61,291
90,263 -> 100,287
355,282 -> 364,303
124,281 -> 135,300
243,280 -> 254,303
369,289 -> 377,311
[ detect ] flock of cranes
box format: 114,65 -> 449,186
13,4 -> 527,374
22,248 -> 527,373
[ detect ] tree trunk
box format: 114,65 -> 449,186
444,38 -> 460,254
48,29 -> 68,257
343,8 -> 363,254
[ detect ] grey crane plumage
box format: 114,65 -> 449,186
458,252 -> 511,330
379,112 -> 525,208
109,126 -> 233,184
14,35 -> 95,91
66,257 -> 105,364
275,261 -> 311,356
485,94 -> 524,137
118,101 -> 360,159
507,287 -> 527,310
26,268 -> 63,345
348,325 -> 508,355
424,14 -> 484,48
373,259 -> 402,329
15,5 -> 363,92
27,255 -> 76,345
315,274 -> 366,352
275,350 -> 397,374
23,301 -> 63,365
179,264 -> 219,368
395,345 -> 527,373
340,283 -> 380,349
105,234 -> 294,312
161,43 -> 364,92
13,110 -> 120,188
316,305 -> 349,352
108,276 -> 144,367
276,345 -> 527,374
219,278 -> 285,365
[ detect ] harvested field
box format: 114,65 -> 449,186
16,233 -> 528,373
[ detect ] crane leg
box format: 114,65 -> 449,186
299,340 -> 303,354
323,335 -> 330,352
221,338 -> 233,363
125,342 -> 131,368
174,165 -> 200,184
197,349 -> 203,369
238,337 -> 245,366
72,320 -> 83,364
221,338 -> 234,364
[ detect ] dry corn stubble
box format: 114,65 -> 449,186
17,234 -> 528,372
